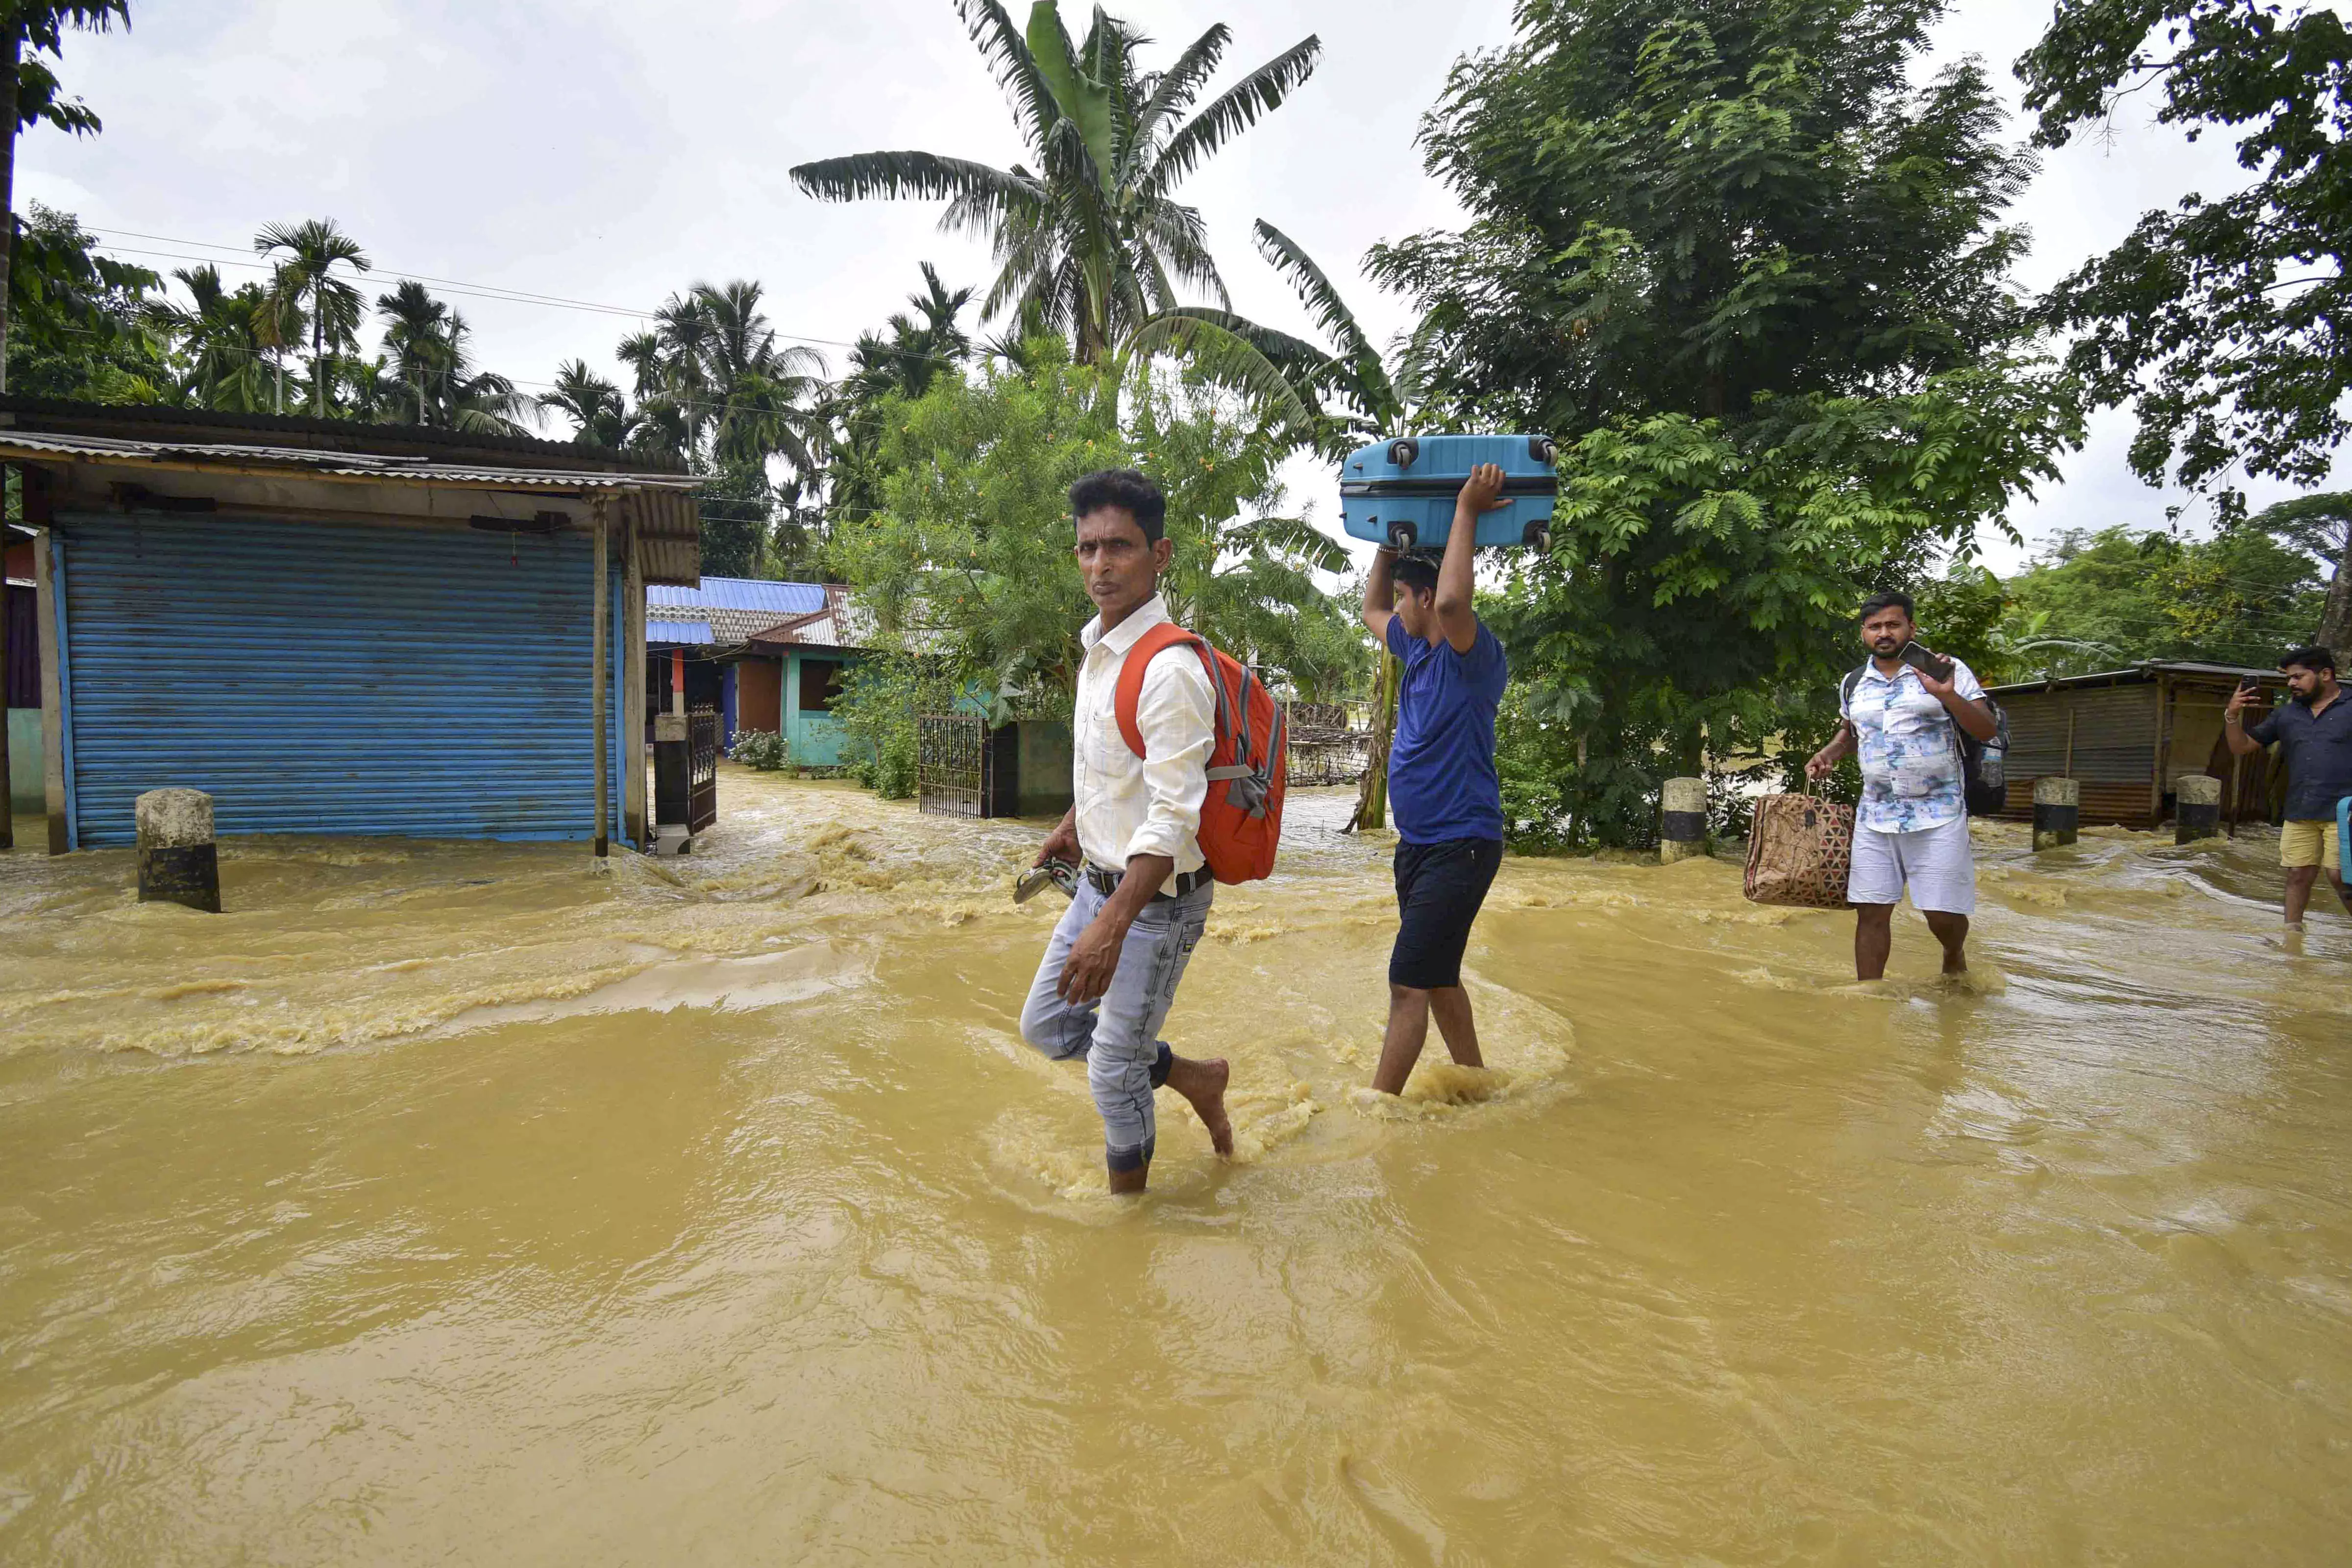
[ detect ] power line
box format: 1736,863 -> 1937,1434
83,224 -> 981,365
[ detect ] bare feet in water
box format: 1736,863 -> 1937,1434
1166,1054 -> 1233,1157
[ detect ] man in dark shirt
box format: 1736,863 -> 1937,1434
2226,644 -> 2352,930
1359,464 -> 1511,1095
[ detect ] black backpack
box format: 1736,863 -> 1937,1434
1840,662 -> 2009,817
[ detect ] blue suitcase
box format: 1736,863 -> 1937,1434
1339,433 -> 1559,552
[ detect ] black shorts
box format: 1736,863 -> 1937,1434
1390,836 -> 1504,990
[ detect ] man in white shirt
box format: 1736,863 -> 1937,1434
1806,590 -> 1997,980
1019,469 -> 1233,1194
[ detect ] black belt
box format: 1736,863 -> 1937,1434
1084,861 -> 1213,901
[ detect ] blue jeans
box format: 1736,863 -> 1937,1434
1019,877 -> 1213,1172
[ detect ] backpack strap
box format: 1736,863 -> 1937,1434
1115,621 -> 1209,759
1113,621 -> 1278,814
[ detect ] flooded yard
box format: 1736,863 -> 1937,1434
2,768 -> 2349,1562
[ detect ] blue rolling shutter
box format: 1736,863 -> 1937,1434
59,510 -> 617,845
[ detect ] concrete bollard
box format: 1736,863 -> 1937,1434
2175,774 -> 2222,845
1660,777 -> 1708,863
136,788 -> 220,912
2032,777 -> 2080,851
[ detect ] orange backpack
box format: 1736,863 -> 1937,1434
1113,621 -> 1287,884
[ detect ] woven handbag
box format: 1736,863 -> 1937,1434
1743,793 -> 1855,909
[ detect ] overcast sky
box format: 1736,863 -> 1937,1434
20,0 -> 2344,574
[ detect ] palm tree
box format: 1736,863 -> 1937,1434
538,359 -> 636,449
1131,220 -> 1424,830
256,218 -> 369,416
690,279 -> 830,473
0,1 -> 129,392
367,278 -> 530,435
891,262 -> 976,398
155,264 -> 279,413
429,310 -> 534,435
374,278 -> 452,425
791,1 -> 1320,364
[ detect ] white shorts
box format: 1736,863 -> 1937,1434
1848,814 -> 1976,914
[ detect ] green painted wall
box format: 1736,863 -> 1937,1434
782,651 -> 864,769
6,710 -> 38,813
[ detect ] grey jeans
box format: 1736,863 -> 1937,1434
1018,876 -> 1213,1171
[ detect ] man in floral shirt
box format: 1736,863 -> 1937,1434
1807,591 -> 1998,980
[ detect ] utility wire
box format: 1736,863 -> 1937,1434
83,224 -> 983,366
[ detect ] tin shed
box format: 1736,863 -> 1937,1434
0,399 -> 704,854
1988,662 -> 2291,830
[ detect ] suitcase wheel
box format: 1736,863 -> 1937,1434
1385,519 -> 1418,551
1386,437 -> 1420,469
1528,436 -> 1557,465
1521,519 -> 1551,551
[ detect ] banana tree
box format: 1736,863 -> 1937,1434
1127,218 -> 1417,460
791,1 -> 1319,365
1129,219 -> 1425,828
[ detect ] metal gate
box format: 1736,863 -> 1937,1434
688,707 -> 718,833
56,509 -> 621,845
918,713 -> 990,818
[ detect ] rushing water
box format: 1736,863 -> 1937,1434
1,772 -> 2349,1563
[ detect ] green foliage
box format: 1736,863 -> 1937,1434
1488,375 -> 2079,847
1912,562 -> 2013,683
1126,368 -> 1366,701
1373,0 -> 2034,430
1366,0 -> 2081,848
1997,526 -> 2323,678
832,654 -> 961,798
1129,219 -> 1417,460
2246,488 -> 2352,653
728,728 -> 793,771
5,203 -> 169,401
826,264 -> 979,538
791,2 -> 1320,364
2020,0 -> 2352,502
829,339 -> 1364,732
7,4 -> 130,142
255,217 -> 369,417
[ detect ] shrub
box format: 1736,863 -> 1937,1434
833,654 -> 959,800
730,729 -> 792,772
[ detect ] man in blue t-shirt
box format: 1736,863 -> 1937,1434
1359,463 -> 1511,1095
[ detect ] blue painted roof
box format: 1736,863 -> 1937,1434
647,577 -> 826,614
647,620 -> 713,646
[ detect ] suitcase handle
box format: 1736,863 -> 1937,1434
1387,438 -> 1419,468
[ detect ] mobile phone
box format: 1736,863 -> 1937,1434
1014,858 -> 1078,905
1898,640 -> 1954,682
2237,674 -> 2261,693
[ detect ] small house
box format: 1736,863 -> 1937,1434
643,576 -> 828,744
1988,661 -> 2292,830
0,398 -> 704,853
739,585 -> 875,769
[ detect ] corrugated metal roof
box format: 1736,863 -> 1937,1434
0,429 -> 706,490
646,620 -> 714,646
0,422 -> 708,588
0,392 -> 687,472
647,577 -> 827,613
646,578 -> 831,645
748,586 -> 877,651
1988,660 -> 2289,695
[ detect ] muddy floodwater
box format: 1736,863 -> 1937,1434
3,770 -> 2350,1563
